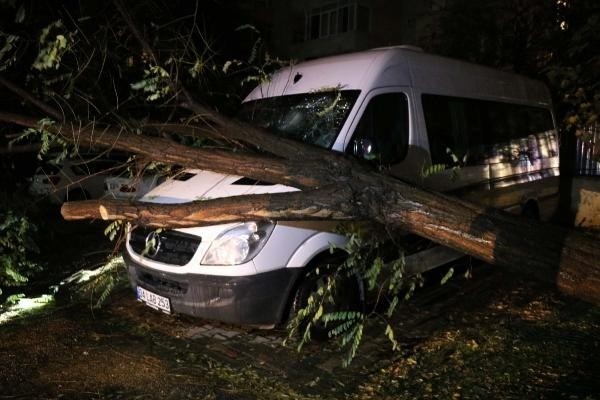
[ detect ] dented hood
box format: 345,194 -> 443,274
140,169 -> 298,204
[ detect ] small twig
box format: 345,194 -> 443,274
0,143 -> 41,154
0,111 -> 39,128
0,393 -> 38,399
112,0 -> 157,63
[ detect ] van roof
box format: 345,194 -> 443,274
244,46 -> 551,107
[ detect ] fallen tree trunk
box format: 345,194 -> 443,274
62,166 -> 600,305
2,110 -> 600,305
62,185 -> 356,226
0,111 -> 361,190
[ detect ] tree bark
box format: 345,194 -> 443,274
1,111 -> 599,305
62,167 -> 600,305
0,112 -> 356,190
0,77 -> 62,121
62,185 -> 356,226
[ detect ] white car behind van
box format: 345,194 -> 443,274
104,173 -> 165,200
29,156 -> 122,203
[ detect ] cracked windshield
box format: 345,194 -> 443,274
239,90 -> 359,148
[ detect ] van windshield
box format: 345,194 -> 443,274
239,90 -> 360,149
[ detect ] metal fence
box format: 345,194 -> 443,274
575,123 -> 600,176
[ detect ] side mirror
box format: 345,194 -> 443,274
353,138 -> 377,160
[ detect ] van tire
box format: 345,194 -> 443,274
521,200 -> 540,220
288,263 -> 364,342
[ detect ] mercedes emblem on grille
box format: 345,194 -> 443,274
145,231 -> 162,257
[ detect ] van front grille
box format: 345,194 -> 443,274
129,228 -> 201,266
137,271 -> 188,296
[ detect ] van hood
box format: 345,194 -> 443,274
140,169 -> 298,204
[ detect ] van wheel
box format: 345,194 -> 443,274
288,265 -> 364,341
66,188 -> 89,201
521,200 -> 540,220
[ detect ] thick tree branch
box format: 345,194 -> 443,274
2,106 -> 599,304
0,143 -> 41,154
111,1 -> 345,165
61,184 -> 355,227
0,111 -> 344,189
0,77 -> 63,121
143,122 -> 248,150
0,111 -> 42,128
143,120 -> 358,166
60,166 -> 600,304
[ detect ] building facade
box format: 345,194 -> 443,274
232,0 -> 446,60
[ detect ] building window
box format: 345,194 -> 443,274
431,0 -> 446,11
306,1 -> 370,40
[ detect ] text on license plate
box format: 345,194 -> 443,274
136,286 -> 171,314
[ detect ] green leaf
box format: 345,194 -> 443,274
313,304 -> 323,322
385,324 -> 397,350
386,296 -> 399,318
14,5 -> 26,23
32,20 -> 75,71
440,267 -> 454,285
421,163 -> 447,177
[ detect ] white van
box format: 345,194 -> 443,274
124,46 -> 559,326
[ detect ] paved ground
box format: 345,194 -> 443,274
1,261 -> 598,399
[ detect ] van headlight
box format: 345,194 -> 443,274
201,221 -> 275,265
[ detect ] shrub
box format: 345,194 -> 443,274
0,210 -> 41,301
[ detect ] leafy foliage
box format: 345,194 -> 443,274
104,220 -> 125,242
421,163 -> 447,178
286,225 -> 424,366
543,10 -> 600,155
0,0 -> 255,131
61,256 -> 129,309
222,25 -> 290,88
12,118 -> 71,161
0,31 -> 19,71
130,65 -> 172,101
0,0 -> 596,369
32,20 -> 76,71
0,210 -> 41,299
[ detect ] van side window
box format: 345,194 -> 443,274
347,93 -> 409,166
422,94 -> 555,167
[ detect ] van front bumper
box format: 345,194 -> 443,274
124,252 -> 301,326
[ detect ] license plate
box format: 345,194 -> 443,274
136,286 -> 171,314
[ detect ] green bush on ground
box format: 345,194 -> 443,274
0,209 -> 41,305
